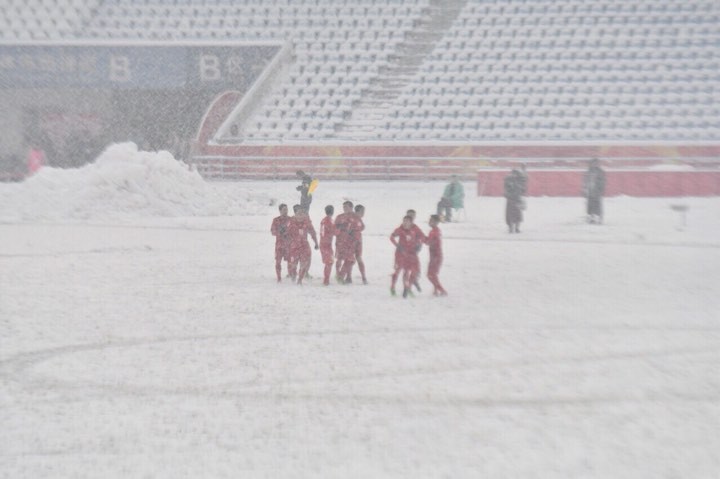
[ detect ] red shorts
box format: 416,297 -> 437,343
336,243 -> 355,262
291,243 -> 311,262
397,252 -> 420,274
275,243 -> 289,261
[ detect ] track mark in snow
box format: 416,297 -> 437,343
0,246 -> 152,259
2,332 -> 718,407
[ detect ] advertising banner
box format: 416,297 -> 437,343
0,44 -> 279,90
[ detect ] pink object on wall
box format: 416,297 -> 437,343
27,148 -> 46,174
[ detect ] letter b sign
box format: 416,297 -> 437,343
200,55 -> 221,81
110,55 -> 131,82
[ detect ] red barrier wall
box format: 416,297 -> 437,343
202,143 -> 720,161
478,170 -> 720,197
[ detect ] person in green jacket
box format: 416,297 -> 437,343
436,175 -> 465,222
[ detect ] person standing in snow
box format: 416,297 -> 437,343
425,214 -> 447,296
288,204 -> 318,285
347,204 -> 368,285
406,209 -> 425,292
518,163 -> 529,195
295,170 -> 314,213
504,169 -> 524,233
270,203 -> 292,282
390,215 -> 427,298
583,158 -> 606,224
333,200 -> 356,283
518,163 -> 529,212
319,205 -> 336,286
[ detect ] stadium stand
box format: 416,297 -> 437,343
0,0 -> 718,146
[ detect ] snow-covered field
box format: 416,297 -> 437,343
1,145 -> 720,478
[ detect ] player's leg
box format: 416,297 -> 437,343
428,258 -> 446,295
297,258 -> 305,284
355,241 -> 367,284
402,267 -> 413,298
297,245 -> 312,284
288,249 -> 298,280
390,256 -> 401,295
321,248 -> 333,285
409,268 -> 419,294
335,245 -> 344,281
323,263 -> 332,285
427,261 -> 439,295
356,256 -> 367,284
274,247 -> 283,282
412,256 -> 422,292
344,259 -> 355,283
298,258 -> 310,284
340,253 -> 355,284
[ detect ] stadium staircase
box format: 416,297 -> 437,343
338,0 -> 468,138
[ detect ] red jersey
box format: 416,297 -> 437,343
353,217 -> 365,256
390,225 -> 426,257
334,212 -> 354,250
427,226 -> 442,259
411,224 -> 426,253
354,217 -> 365,244
271,215 -> 291,249
320,216 -> 335,248
288,215 -> 317,252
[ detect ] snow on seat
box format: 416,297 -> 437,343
3,0 -> 716,143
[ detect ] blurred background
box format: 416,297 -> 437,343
0,0 -> 718,186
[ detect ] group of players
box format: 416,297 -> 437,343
271,202 -> 447,298
390,209 -> 447,298
271,200 -> 367,287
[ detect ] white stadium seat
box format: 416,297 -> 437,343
2,0 -> 718,142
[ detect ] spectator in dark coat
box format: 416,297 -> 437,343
504,169 -> 524,233
518,163 -> 528,195
583,158 -> 606,224
518,163 -> 529,212
296,170 -> 313,213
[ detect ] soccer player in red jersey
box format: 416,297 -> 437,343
390,217 -> 408,295
334,200 -> 356,283
270,203 -> 291,282
390,215 -> 426,298
351,204 -> 368,284
406,209 -> 426,292
426,214 -> 447,296
288,205 -> 318,285
319,205 -> 336,286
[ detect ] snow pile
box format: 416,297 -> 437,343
0,143 -> 270,221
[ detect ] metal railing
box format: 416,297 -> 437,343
189,155 -> 720,181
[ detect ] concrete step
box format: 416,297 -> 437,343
345,112 -> 387,122
334,0 -> 469,134
371,83 -> 407,91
